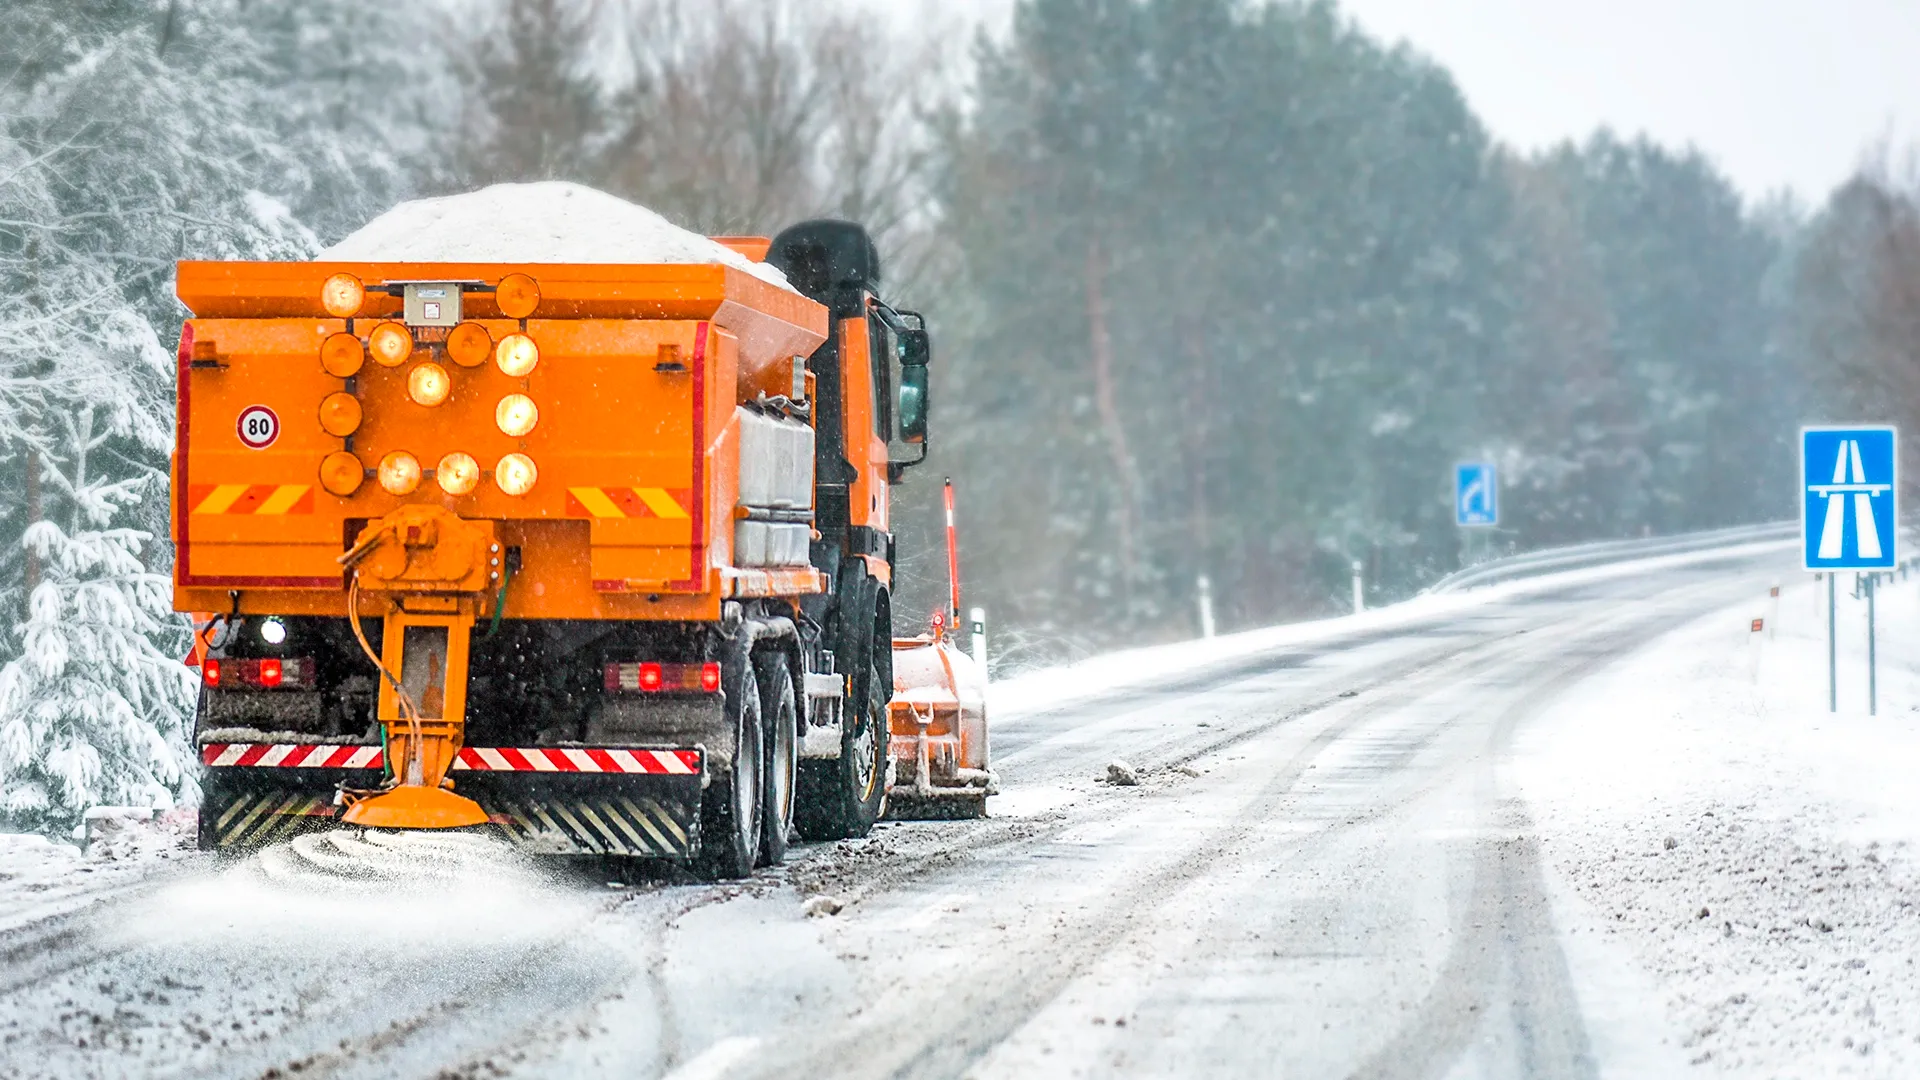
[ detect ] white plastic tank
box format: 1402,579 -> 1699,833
735,406 -> 814,567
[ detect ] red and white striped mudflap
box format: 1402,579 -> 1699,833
201,744 -> 384,768
452,747 -> 702,775
200,744 -> 701,775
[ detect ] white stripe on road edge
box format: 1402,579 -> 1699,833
661,1037 -> 762,1080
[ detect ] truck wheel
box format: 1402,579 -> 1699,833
697,659 -> 764,880
794,650 -> 890,840
755,651 -> 797,867
196,771 -> 225,851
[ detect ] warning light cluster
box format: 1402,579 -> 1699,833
311,275 -> 544,500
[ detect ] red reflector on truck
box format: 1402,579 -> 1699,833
203,657 -> 313,690
603,661 -> 721,694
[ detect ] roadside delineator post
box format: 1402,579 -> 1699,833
1196,574 -> 1216,639
1351,560 -> 1364,615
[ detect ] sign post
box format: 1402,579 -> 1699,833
1801,426 -> 1898,714
1868,574 -> 1878,715
1828,574 -> 1837,712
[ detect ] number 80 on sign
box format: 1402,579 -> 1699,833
236,405 -> 280,450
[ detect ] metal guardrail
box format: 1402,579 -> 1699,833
1424,521 -> 1799,595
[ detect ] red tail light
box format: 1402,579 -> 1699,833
603,661 -> 723,694
202,657 -> 312,690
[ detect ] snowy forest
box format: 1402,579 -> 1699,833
0,0 -> 1914,830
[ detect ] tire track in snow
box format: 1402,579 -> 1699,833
1342,581 -> 1752,1080
746,626 -> 1565,1080
757,571 -> 1759,1079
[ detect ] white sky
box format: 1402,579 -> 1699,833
929,0 -> 1919,204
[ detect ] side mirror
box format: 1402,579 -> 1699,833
898,328 -> 931,368
898,363 -> 929,444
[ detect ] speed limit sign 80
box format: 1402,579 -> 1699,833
236,405 -> 280,450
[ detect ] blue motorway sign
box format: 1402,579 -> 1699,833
1455,463 -> 1497,527
1802,426 -> 1897,571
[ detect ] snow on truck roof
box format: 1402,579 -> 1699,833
317,181 -> 796,293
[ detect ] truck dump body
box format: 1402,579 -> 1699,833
175,260 -> 828,614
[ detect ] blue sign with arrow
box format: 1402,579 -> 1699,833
1455,463 -> 1497,527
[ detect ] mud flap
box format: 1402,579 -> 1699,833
200,760 -> 705,860
459,771 -> 703,859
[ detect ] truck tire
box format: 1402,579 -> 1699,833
196,770 -> 223,851
755,651 -> 797,867
794,598 -> 890,840
697,657 -> 764,880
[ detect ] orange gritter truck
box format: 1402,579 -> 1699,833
174,219 -> 935,877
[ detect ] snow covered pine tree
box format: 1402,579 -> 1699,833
0,404 -> 196,836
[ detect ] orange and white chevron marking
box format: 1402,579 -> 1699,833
188,483 -> 315,515
200,743 -> 701,775
565,486 -> 691,520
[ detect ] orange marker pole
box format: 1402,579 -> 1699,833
944,478 -> 961,627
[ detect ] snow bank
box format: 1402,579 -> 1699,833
1516,574 -> 1920,1075
989,538 -> 1794,721
319,182 -> 796,292
0,811 -> 195,930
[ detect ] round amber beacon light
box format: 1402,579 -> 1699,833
378,451 -> 422,495
494,453 -> 537,496
436,452 -> 480,496
494,333 -> 539,377
320,332 -> 365,378
321,273 -> 364,319
318,392 -> 363,437
319,451 -> 364,497
408,362 -> 451,407
369,322 -> 413,367
494,394 -> 539,438
447,322 -> 492,368
495,273 -> 541,319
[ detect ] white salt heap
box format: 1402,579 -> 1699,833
319,181 -> 796,292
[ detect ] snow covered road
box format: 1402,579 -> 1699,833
8,541 -> 1917,1078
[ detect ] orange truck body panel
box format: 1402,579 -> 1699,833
171,262 -> 829,622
